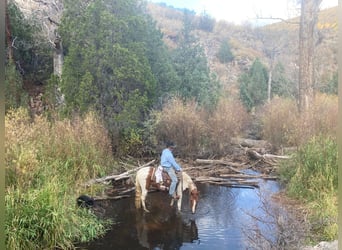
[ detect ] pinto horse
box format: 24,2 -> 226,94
135,167 -> 199,213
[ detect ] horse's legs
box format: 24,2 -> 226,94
170,194 -> 182,212
177,194 -> 182,211
141,189 -> 150,213
170,198 -> 174,207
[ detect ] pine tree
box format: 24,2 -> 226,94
217,40 -> 234,64
239,58 -> 268,111
171,10 -> 220,109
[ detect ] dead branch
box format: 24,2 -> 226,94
93,195 -> 131,201
195,176 -> 259,188
247,149 -> 291,162
219,173 -> 278,180
195,159 -> 246,173
84,159 -> 155,186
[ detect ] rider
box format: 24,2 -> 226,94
161,141 -> 182,199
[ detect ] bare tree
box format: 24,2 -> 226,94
298,0 -> 322,112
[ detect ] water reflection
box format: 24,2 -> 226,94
136,211 -> 198,249
78,180 -> 280,250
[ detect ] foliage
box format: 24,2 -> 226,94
217,40 -> 234,64
154,97 -> 206,157
118,128 -> 144,157
5,61 -> 28,111
59,0 -> 182,154
171,11 -> 221,109
319,72 -> 338,95
239,58 -> 268,111
148,97 -> 248,157
7,0 -> 52,83
271,62 -> 296,98
197,10 -> 215,32
279,135 -> 337,241
6,184 -> 111,249
5,108 -> 116,249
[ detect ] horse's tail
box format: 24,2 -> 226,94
135,173 -> 142,209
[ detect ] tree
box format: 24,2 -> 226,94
59,0 -> 180,152
171,10 -> 221,109
298,0 -> 322,112
271,62 -> 296,98
6,0 -> 52,84
217,40 -> 234,64
239,58 -> 268,111
198,10 -> 215,32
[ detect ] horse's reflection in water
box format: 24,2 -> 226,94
135,204 -> 198,250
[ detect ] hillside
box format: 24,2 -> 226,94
11,0 -> 338,100
146,3 -> 338,97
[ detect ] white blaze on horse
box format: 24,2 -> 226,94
135,167 -> 199,214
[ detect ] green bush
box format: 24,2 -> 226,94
6,184 -> 111,249
5,62 -> 28,112
279,135 -> 337,241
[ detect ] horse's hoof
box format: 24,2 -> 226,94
144,209 -> 150,213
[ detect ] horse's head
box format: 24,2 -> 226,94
190,188 -> 199,214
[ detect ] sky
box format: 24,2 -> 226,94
148,0 -> 338,25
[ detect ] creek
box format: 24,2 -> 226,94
78,173 -> 280,250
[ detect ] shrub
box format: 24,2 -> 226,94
260,94 -> 337,147
5,108 -> 115,249
217,40 -> 234,64
5,62 -> 28,111
260,96 -> 299,147
155,97 -> 206,157
6,184 -> 110,249
279,135 -> 337,241
150,97 -> 249,157
207,98 -> 249,154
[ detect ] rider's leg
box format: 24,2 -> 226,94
166,168 -> 178,198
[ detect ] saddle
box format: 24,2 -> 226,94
145,166 -> 175,191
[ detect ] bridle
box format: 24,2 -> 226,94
189,185 -> 199,206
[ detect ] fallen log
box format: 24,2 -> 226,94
93,195 -> 131,201
195,159 -> 246,174
84,159 -> 155,186
195,176 -> 259,188
195,159 -> 245,168
219,173 -> 278,180
231,138 -> 271,149
246,149 -> 291,162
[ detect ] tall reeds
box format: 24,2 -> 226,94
5,108 -> 115,249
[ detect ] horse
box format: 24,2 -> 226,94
135,167 -> 199,214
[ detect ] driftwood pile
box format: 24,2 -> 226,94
85,138 -> 291,200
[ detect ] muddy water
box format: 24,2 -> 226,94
78,177 -> 280,250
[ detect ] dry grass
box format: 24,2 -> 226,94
5,108 -> 114,189
207,98 -> 249,154
155,98 -> 206,156
260,94 -> 337,148
153,97 -> 249,157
